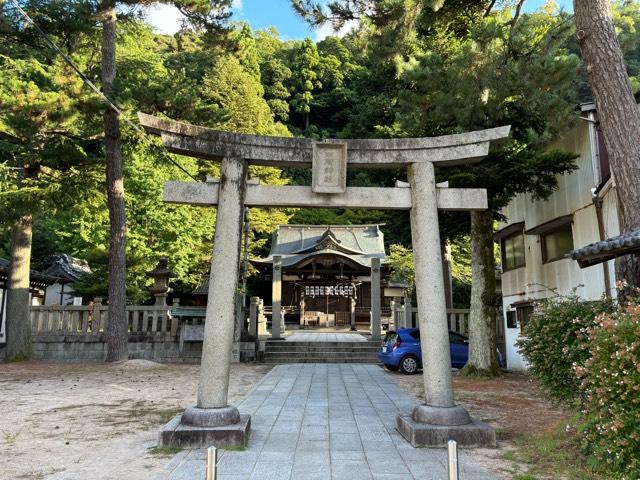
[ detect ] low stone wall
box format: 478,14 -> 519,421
31,336 -> 256,363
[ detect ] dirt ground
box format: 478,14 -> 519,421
0,361 -> 574,480
0,360 -> 272,480
393,370 -> 574,479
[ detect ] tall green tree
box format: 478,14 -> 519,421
0,1 -> 100,359
99,0 -> 129,361
293,0 -> 581,376
399,5 -> 580,376
574,0 -> 640,291
98,0 -> 233,362
289,38 -> 322,130
0,0 -> 234,361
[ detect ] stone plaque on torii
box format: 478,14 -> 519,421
138,112 -> 510,448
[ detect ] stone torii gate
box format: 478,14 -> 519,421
139,113 -> 510,448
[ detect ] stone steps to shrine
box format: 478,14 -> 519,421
264,344 -> 380,352
262,341 -> 380,364
262,357 -> 380,364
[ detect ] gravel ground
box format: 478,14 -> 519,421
0,359 -> 570,480
0,360 -> 272,480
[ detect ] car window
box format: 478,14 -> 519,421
384,332 -> 398,344
449,333 -> 467,344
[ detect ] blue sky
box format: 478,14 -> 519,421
147,0 -> 573,40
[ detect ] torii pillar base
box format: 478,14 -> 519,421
396,405 -> 495,447
159,406 -> 250,448
396,160 -> 496,448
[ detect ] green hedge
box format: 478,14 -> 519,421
516,295 -> 614,405
576,300 -> 640,478
518,294 -> 640,479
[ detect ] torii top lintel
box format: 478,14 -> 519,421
138,113 -> 510,168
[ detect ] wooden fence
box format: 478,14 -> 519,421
29,303 -> 491,349
30,302 -> 177,339
446,308 -> 470,335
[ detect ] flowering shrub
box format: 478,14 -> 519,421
576,298 -> 640,478
517,295 -> 614,404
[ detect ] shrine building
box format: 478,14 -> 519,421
252,224 -> 399,329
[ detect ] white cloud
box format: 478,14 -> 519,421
314,19 -> 358,42
145,3 -> 185,35
232,0 -> 243,13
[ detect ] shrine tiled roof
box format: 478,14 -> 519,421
42,254 -> 91,282
192,275 -> 210,295
570,229 -> 640,268
0,257 -> 59,286
254,224 -> 387,268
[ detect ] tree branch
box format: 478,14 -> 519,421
508,0 -> 526,48
0,130 -> 26,145
484,0 -> 498,17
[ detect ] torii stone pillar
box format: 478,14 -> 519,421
159,156 -> 251,447
138,112 -> 508,448
394,160 -> 495,446
410,161 -> 454,408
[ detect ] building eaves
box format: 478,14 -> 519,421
570,229 -> 640,269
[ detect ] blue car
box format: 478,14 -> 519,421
377,328 -> 501,374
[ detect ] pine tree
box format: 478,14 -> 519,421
574,0 -> 640,291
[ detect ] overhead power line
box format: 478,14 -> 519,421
6,0 -> 198,181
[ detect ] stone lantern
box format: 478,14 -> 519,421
147,257 -> 175,306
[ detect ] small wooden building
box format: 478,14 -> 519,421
252,225 -> 392,328
0,257 -> 58,345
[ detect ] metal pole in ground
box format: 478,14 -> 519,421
447,440 -> 459,480
206,446 -> 218,480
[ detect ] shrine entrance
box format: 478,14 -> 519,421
139,112 -> 509,449
252,224 -> 392,332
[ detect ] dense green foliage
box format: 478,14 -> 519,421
517,293 -> 640,478
577,297 -> 640,478
387,244 -> 415,293
3,0 -> 640,304
0,3 -> 291,302
516,295 -> 615,404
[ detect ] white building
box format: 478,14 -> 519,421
41,254 -> 91,306
496,104 -> 621,370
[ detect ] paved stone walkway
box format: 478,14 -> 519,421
159,364 -> 497,480
283,332 -> 369,342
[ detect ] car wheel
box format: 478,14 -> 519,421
399,355 -> 419,375
385,364 -> 399,372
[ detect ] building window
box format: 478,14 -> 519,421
502,232 -> 526,271
516,305 -> 534,331
511,302 -> 534,331
541,225 -> 574,263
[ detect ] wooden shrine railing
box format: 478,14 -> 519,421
30,300 -> 177,339
29,301 -> 472,340
446,308 -> 470,335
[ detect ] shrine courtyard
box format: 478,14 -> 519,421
0,360 -> 575,480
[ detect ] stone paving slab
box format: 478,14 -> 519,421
158,364 -> 498,480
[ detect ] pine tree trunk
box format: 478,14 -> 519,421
101,0 -> 128,362
5,214 -> 33,361
460,210 -> 500,377
574,0 -> 640,289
